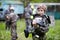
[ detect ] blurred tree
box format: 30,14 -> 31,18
20,0 -> 60,7
30,0 -> 44,3
43,0 -> 60,3
20,0 -> 33,7
30,0 -> 60,3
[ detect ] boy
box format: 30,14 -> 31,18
32,4 -> 51,40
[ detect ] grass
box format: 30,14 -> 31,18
0,19 -> 60,40
46,20 -> 60,40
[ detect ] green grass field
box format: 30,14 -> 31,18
0,19 -> 60,40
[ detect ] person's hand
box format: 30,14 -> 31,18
32,19 -> 36,24
6,16 -> 10,20
32,19 -> 37,28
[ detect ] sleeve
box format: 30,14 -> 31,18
47,16 -> 51,24
29,9 -> 32,15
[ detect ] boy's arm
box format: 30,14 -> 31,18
47,16 -> 51,24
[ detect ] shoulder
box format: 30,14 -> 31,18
34,14 -> 40,16
43,14 -> 49,18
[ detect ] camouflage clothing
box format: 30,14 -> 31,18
32,14 -> 51,40
8,13 -> 18,40
24,6 -> 33,38
24,6 -> 32,32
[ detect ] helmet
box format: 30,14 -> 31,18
10,6 -> 14,10
37,4 -> 47,11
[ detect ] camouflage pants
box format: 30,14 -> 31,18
25,19 -> 32,32
32,28 -> 46,40
10,23 -> 17,40
32,32 -> 46,40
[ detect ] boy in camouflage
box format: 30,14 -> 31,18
32,4 -> 51,40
